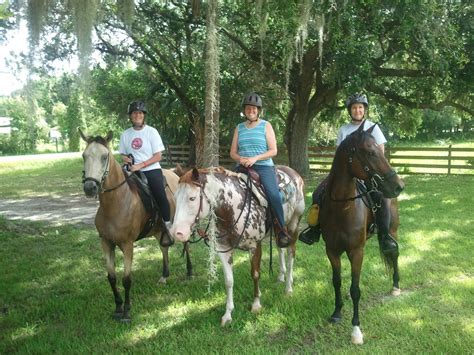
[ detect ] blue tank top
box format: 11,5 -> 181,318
237,120 -> 274,166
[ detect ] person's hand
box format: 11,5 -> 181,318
122,155 -> 133,164
130,164 -> 141,172
240,157 -> 257,168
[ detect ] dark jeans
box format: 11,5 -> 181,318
143,169 -> 170,222
245,164 -> 285,228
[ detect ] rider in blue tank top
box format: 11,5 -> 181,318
230,93 -> 291,248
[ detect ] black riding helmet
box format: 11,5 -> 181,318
345,93 -> 368,112
127,101 -> 148,114
242,93 -> 263,108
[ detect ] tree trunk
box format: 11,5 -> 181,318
286,106 -> 311,176
202,0 -> 220,168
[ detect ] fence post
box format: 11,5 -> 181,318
448,144 -> 452,175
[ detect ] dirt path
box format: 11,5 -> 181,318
0,194 -> 98,225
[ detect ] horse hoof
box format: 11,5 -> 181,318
158,276 -> 167,284
277,275 -> 285,283
251,302 -> 262,313
329,316 -> 342,323
112,312 -> 123,321
351,326 -> 364,345
391,287 -> 401,296
221,316 -> 232,327
120,317 -> 131,324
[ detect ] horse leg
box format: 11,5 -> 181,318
101,238 -> 123,320
159,245 -> 170,284
391,253 -> 401,296
348,248 -> 364,345
277,247 -> 286,283
326,251 -> 343,323
250,243 -> 262,313
218,250 -> 234,326
184,242 -> 193,279
284,242 -> 296,295
120,242 -> 134,323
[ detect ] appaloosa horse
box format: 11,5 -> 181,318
320,122 -> 404,344
170,166 -> 305,326
80,130 -> 193,322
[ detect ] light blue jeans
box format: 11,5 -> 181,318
244,164 -> 285,228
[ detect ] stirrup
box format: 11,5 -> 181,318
298,226 -> 321,245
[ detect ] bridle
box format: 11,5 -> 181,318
330,135 -> 395,207
188,172 -> 254,253
82,151 -> 133,194
348,144 -> 397,190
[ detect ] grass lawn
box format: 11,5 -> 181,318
0,158 -> 473,353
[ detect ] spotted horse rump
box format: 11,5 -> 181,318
170,166 -> 305,326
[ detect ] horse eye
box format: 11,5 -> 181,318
190,197 -> 196,201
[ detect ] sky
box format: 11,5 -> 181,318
0,20 -> 28,96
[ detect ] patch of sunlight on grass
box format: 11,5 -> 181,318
11,323 -> 41,341
242,311 -> 288,334
450,273 -> 473,284
397,192 -> 411,201
400,307 -> 425,330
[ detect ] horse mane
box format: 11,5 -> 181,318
90,135 -> 110,147
179,166 -> 228,184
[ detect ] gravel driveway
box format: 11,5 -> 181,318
0,153 -> 99,226
0,194 -> 99,225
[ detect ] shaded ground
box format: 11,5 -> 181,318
0,194 -> 98,225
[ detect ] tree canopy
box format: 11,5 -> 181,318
1,0 -> 472,173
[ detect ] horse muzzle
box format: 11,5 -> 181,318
170,224 -> 191,243
381,177 -> 405,198
83,180 -> 99,198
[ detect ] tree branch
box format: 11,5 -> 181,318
368,84 -> 474,115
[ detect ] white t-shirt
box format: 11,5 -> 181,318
336,119 -> 387,147
119,125 -> 165,171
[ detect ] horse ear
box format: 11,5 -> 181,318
78,128 -> 90,143
192,167 -> 200,182
105,131 -> 113,143
367,123 -> 376,134
356,120 -> 366,133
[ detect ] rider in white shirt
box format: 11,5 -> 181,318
300,93 -> 398,255
119,101 -> 173,247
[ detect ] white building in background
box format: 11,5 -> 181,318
0,116 -> 11,135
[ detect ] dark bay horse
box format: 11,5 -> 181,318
170,166 -> 305,326
320,123 -> 404,344
80,130 -> 192,322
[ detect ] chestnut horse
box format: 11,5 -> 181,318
170,166 -> 305,326
320,123 -> 404,344
80,130 -> 192,322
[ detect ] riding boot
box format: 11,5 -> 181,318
160,220 -> 175,247
375,197 -> 398,255
380,233 -> 398,255
273,219 -> 291,248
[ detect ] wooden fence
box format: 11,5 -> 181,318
309,145 -> 474,175
163,144 -> 474,175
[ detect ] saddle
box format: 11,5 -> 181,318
232,166 -> 296,235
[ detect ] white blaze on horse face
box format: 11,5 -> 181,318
171,183 -> 204,242
83,142 -> 109,183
